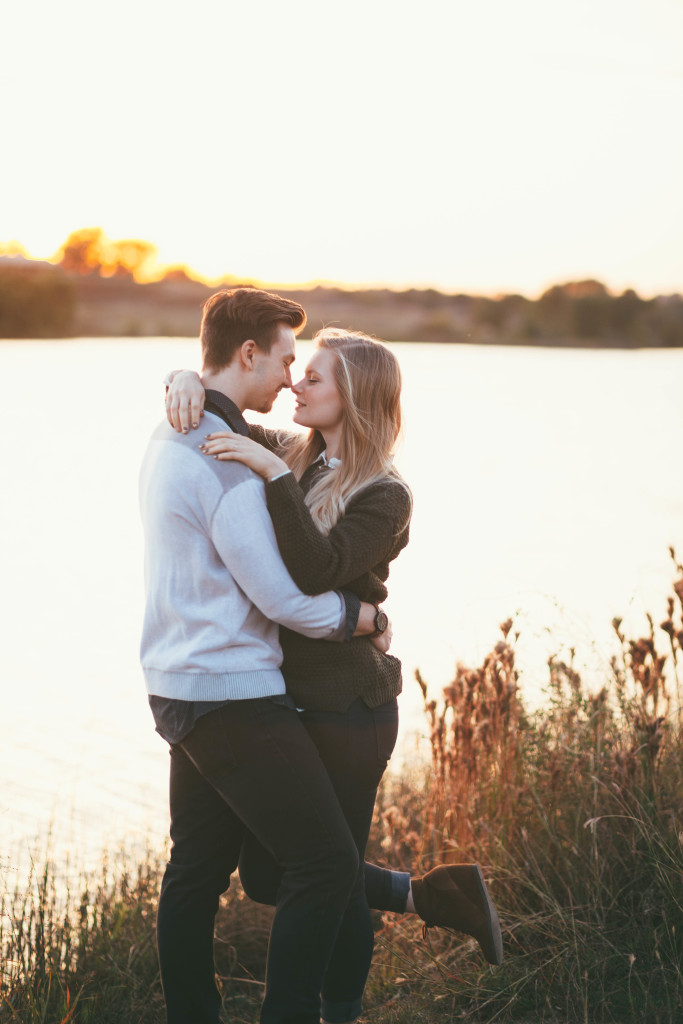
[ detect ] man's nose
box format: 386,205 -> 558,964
284,366 -> 293,388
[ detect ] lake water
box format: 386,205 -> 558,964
2,339 -> 682,877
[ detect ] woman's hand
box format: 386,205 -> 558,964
166,370 -> 205,433
201,433 -> 290,481
370,620 -> 393,654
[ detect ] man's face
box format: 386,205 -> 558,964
249,323 -> 297,413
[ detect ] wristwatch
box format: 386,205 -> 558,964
369,605 -> 388,638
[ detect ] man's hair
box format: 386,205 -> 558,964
200,287 -> 306,371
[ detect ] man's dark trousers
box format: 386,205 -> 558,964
156,697 -> 359,1024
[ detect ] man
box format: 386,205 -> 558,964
140,287 -> 382,1024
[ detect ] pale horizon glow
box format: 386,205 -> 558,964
2,0 -> 682,297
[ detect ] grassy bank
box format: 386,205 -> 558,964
2,558 -> 682,1023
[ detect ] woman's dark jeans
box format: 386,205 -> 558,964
156,698 -> 362,1024
239,698 -> 401,1024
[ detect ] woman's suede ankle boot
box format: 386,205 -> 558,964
410,864 -> 503,965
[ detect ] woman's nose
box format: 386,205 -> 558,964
291,378 -> 304,395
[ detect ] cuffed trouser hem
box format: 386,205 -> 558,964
321,994 -> 363,1022
363,863 -> 411,913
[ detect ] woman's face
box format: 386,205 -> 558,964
291,347 -> 345,434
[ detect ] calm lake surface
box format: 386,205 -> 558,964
2,339 -> 682,876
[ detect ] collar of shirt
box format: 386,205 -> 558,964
203,390 -> 250,437
313,450 -> 341,470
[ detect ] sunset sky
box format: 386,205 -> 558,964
2,0 -> 682,296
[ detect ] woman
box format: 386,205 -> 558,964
167,328 -> 502,1023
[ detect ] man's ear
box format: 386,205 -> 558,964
239,339 -> 257,371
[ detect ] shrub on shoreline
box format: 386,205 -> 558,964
367,553 -> 683,1022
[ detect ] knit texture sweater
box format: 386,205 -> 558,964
139,413 -> 345,702
251,426 -> 412,711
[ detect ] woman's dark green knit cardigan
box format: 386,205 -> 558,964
252,425 -> 412,712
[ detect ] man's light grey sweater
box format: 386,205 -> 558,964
139,412 -> 345,702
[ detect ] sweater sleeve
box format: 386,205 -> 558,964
210,476 -> 347,639
264,473 -> 411,595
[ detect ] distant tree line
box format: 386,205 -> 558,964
55,227 -> 158,279
0,264 -> 75,338
397,280 -> 683,347
0,227 -> 161,337
0,229 -> 681,345
470,280 -> 683,347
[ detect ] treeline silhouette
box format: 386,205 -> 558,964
0,264 -> 75,338
1,228 -> 681,346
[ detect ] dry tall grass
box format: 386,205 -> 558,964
368,551 -> 683,1022
2,558 -> 682,1022
0,852 -> 276,1024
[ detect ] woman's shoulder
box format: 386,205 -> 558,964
359,470 -> 411,498
350,473 -> 413,519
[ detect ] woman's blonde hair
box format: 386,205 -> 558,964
279,328 -> 407,534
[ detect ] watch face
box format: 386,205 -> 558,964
375,610 -> 389,633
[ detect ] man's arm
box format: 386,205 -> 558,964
210,474 -> 378,641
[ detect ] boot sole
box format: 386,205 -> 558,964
472,864 -> 503,965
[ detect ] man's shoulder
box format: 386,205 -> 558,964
146,409 -> 226,445
141,417 -> 260,494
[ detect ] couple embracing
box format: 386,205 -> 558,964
139,287 -> 502,1024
